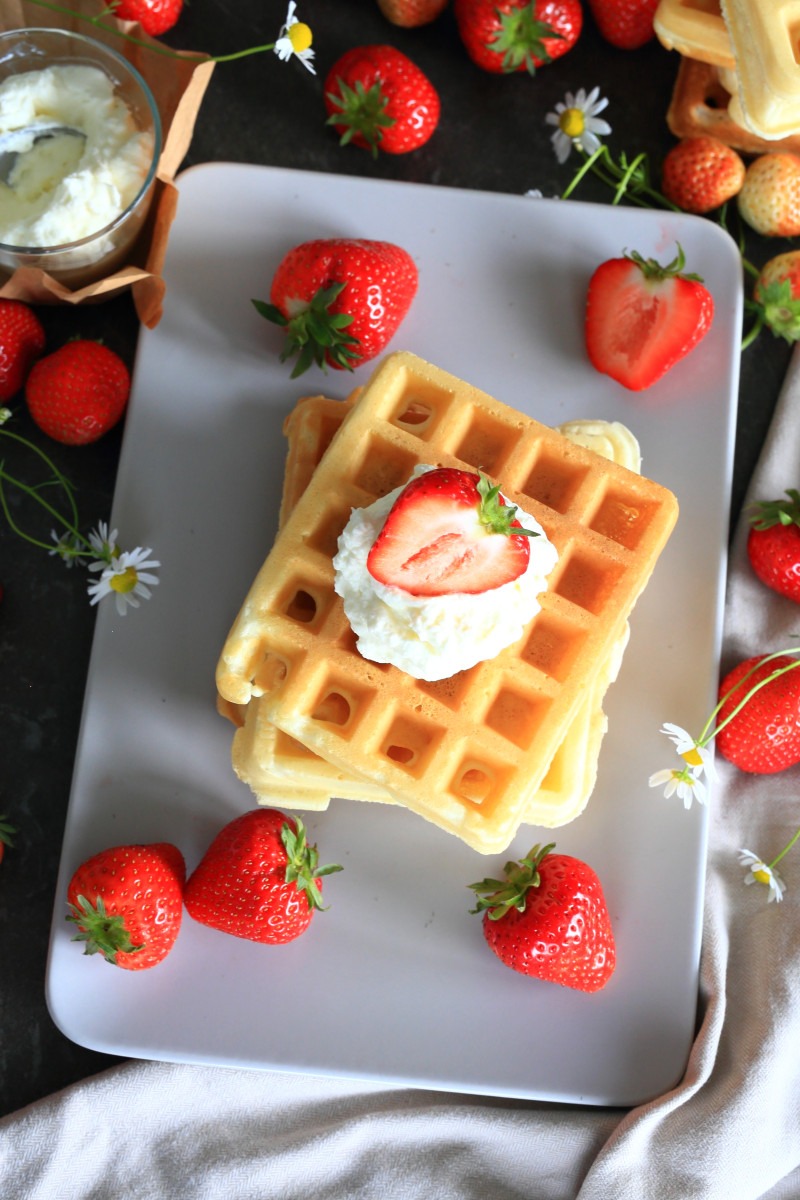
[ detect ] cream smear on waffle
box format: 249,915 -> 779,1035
333,465 -> 558,682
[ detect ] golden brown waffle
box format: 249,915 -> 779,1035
230,396 -> 635,827
654,0 -> 734,69
666,58 -> 800,154
217,352 -> 678,853
719,0 -> 800,141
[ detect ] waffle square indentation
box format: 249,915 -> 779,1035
277,579 -> 330,631
486,684 -> 549,750
253,651 -> 291,695
521,451 -> 591,514
305,502 -> 353,558
588,488 -> 661,551
309,673 -> 375,735
380,714 -> 446,776
552,549 -> 626,616
522,612 -> 587,682
352,434 -> 418,499
450,752 -> 512,815
455,410 -> 521,475
390,375 -> 454,441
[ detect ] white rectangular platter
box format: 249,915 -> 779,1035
46,163 -> 741,1105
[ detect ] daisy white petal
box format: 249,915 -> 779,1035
273,2 -> 316,73
545,86 -> 611,164
738,849 -> 786,903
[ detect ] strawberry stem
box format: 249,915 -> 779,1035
698,648 -> 800,747
253,285 -> 362,378
67,894 -> 144,963
281,816 -> 343,912
468,843 -> 555,920
750,489 -> 800,530
325,77 -> 395,158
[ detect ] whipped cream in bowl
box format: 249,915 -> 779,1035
333,465 -> 559,682
0,29 -> 161,287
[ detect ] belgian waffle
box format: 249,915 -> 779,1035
665,58 -> 800,154
229,396 -> 635,828
216,352 -> 678,853
719,0 -> 800,141
654,0 -> 734,69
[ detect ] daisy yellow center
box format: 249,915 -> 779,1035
753,867 -> 772,885
559,107 -> 585,139
681,746 -> 703,768
288,22 -> 312,52
110,567 -> 138,595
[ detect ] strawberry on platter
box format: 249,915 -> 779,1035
453,0 -> 582,74
25,339 -> 131,446
0,300 -> 45,402
366,467 -> 539,596
184,809 -> 342,945
661,136 -> 745,215
738,153 -> 800,238
586,0 -> 659,50
253,237 -> 418,377
469,843 -> 616,993
66,843 -> 186,970
715,654 -> 800,774
747,490 -> 800,603
324,45 -> 440,156
584,244 -> 714,391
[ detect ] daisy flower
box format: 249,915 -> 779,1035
658,722 -> 717,781
546,87 -> 611,165
87,521 -> 119,562
274,2 -> 316,73
49,529 -> 81,567
738,849 -> 786,903
648,766 -> 707,810
87,547 -> 160,616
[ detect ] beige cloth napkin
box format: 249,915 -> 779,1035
2,352 -> 800,1199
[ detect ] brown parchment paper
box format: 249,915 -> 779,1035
0,0 -> 215,326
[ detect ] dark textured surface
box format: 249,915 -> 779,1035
0,0 -> 793,1118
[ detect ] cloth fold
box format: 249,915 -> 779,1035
4,350 -> 800,1199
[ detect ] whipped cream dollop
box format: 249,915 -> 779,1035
0,64 -> 153,248
332,465 -> 558,681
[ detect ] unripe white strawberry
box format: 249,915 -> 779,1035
738,153 -> 800,237
753,250 -> 800,342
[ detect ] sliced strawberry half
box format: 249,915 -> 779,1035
366,468 -> 538,596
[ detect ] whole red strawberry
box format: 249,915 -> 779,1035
716,654 -> 800,774
747,490 -> 800,603
183,809 -> 342,945
253,238 -> 418,377
324,45 -> 440,156
453,0 -> 582,74
66,842 -> 186,970
661,136 -> 745,215
469,843 -> 616,992
586,0 -> 659,49
25,339 -> 130,445
585,244 -> 714,391
112,0 -> 183,36
0,300 -> 45,402
752,251 -> 800,343
376,0 -> 449,25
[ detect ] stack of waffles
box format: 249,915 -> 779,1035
216,353 -> 679,855
654,0 -> 800,151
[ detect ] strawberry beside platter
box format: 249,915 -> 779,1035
45,163 -> 741,1106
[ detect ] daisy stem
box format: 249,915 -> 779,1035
0,468 -> 87,554
696,648 -> 800,746
770,826 -> 800,870
28,0 -> 282,64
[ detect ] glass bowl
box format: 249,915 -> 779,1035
0,27 -> 162,287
